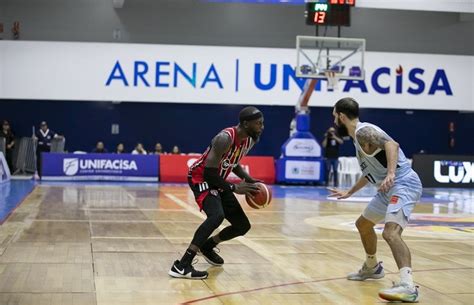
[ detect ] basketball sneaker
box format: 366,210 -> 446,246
379,282 -> 419,303
347,261 -> 385,281
199,247 -> 224,266
168,260 -> 208,279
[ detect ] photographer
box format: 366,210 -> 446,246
322,127 -> 343,186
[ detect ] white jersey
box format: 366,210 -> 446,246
354,122 -> 413,187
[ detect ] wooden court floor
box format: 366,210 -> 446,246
0,183 -> 472,305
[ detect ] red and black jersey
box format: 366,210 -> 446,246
189,126 -> 254,185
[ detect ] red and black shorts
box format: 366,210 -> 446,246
188,176 -> 219,210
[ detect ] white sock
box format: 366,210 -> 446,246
400,267 -> 414,287
365,254 -> 378,268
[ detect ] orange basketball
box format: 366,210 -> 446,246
245,182 -> 272,209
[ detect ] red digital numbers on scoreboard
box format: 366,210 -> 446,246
313,11 -> 326,24
330,0 -> 355,5
305,0 -> 354,26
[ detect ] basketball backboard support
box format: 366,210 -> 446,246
296,36 -> 365,80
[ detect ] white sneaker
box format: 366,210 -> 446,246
347,261 -> 385,281
379,282 -> 419,303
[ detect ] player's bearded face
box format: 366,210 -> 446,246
247,127 -> 261,142
335,115 -> 349,137
244,118 -> 263,142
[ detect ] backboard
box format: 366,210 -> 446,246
296,36 -> 365,80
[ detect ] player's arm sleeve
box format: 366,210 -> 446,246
203,132 -> 236,192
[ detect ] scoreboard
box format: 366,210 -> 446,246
305,0 -> 355,26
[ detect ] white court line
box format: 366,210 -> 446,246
32,219 -> 202,223
81,208 -> 185,211
83,236 -> 474,243
81,207 -> 357,215
92,236 -> 186,240
164,193 -> 313,282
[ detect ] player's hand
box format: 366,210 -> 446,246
234,182 -> 259,197
379,173 -> 395,193
327,187 -> 352,199
245,177 -> 263,184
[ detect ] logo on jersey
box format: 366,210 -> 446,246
434,161 -> 474,184
221,159 -> 231,169
390,196 -> 399,204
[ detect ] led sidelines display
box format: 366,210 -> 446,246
41,153 -> 159,182
412,154 -> 474,188
160,155 -> 275,184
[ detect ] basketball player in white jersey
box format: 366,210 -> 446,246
329,98 -> 422,302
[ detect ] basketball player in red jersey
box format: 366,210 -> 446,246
169,106 -> 264,279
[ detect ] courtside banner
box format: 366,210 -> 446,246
160,154 -> 275,184
0,41 -> 472,111
412,154 -> 474,188
41,153 -> 159,182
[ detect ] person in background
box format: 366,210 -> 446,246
116,143 -> 125,154
322,127 -> 343,187
153,143 -> 164,155
93,141 -> 108,153
171,145 -> 181,155
132,143 -> 147,155
0,120 -> 15,171
35,121 -> 62,175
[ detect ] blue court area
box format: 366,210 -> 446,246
0,180 -> 36,224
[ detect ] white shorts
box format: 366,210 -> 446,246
362,173 -> 422,229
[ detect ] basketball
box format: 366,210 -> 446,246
246,182 -> 272,209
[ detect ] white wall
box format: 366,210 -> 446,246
0,0 -> 472,55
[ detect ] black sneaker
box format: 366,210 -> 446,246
200,247 -> 224,266
168,260 -> 208,279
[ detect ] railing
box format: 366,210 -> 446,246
13,137 -> 37,175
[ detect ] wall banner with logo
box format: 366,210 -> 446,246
0,41 -> 472,111
160,154 -> 275,184
412,154 -> 474,188
41,153 -> 159,182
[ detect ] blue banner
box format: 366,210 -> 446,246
42,153 -> 159,182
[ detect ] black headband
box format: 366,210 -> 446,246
240,111 -> 262,123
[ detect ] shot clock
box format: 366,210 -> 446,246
305,0 -> 355,26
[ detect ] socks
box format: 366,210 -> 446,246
400,267 -> 414,287
365,254 -> 378,268
180,249 -> 197,266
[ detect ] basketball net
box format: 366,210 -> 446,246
325,71 -> 340,91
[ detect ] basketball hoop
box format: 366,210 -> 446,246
325,71 -> 340,91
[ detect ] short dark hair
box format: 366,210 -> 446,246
334,97 -> 359,119
239,106 -> 262,124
